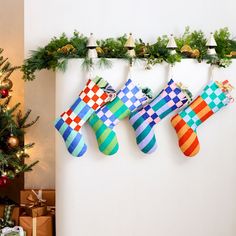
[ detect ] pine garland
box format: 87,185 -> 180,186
21,27 -> 236,81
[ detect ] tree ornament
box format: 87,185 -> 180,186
0,88 -> 9,98
7,135 -> 20,148
0,79 -> 13,90
206,32 -> 217,55
167,34 -> 178,55
87,33 -> 98,59
0,175 -> 10,187
125,33 -> 136,57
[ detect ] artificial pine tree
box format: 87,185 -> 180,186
0,48 -> 39,187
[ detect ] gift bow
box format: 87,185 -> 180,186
176,82 -> 193,103
216,80 -> 234,103
1,226 -> 24,236
216,80 -> 234,93
27,190 -> 47,208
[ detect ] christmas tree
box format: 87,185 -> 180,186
0,48 -> 39,187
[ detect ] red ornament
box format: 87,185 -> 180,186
0,175 -> 11,187
0,88 -> 9,98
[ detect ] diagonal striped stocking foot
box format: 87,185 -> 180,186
129,79 -> 190,154
88,78 -> 148,155
171,80 -> 233,157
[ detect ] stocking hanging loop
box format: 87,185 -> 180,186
209,64 -> 215,82
168,64 -> 174,81
166,34 -> 177,82
128,62 -> 134,80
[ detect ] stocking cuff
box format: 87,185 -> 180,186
117,78 -> 148,111
57,77 -> 115,132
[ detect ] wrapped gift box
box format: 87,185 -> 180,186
0,205 -> 20,226
19,215 -> 53,236
25,205 -> 47,218
20,190 -> 55,207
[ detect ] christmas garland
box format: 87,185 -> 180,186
22,27 -> 236,81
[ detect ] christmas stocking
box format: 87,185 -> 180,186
88,78 -> 148,155
129,79 -> 190,154
171,80 -> 233,157
55,77 -> 115,157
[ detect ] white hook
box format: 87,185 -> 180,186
209,65 -> 215,82
127,61 -> 133,80
168,64 -> 174,81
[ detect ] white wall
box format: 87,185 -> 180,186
56,60 -> 236,236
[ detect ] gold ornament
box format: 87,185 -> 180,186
96,47 -> 104,55
7,135 -> 20,148
57,44 -> 76,54
180,45 -> 200,58
226,51 -> 236,58
0,79 -> 13,90
191,49 -> 200,58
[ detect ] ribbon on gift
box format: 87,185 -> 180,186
27,190 -> 47,208
216,80 -> 234,103
176,82 -> 193,103
216,80 -> 234,93
0,205 -> 15,229
32,218 -> 37,236
0,226 -> 24,236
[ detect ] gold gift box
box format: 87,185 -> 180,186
25,205 -> 48,218
19,215 -> 53,236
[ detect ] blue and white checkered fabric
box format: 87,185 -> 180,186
118,79 -> 147,111
95,78 -> 147,129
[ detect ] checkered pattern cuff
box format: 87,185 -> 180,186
117,78 -> 147,111
201,81 -> 230,113
79,79 -> 109,110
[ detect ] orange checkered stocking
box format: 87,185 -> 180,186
171,80 -> 233,157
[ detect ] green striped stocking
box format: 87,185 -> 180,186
88,78 -> 148,155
